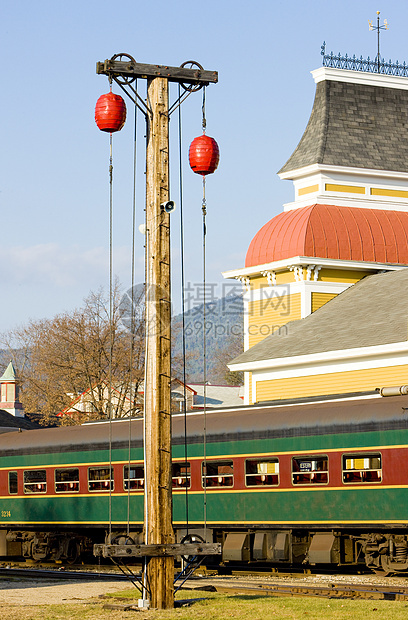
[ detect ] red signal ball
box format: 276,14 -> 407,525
95,92 -> 127,133
189,134 -> 219,176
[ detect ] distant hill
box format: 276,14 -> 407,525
0,295 -> 245,389
172,294 -> 244,383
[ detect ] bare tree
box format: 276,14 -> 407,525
0,285 -> 145,426
212,337 -> 244,386
170,320 -> 199,384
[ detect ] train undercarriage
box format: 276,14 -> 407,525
2,530 -> 94,564
212,528 -> 408,575
1,527 -> 408,575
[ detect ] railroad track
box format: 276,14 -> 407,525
1,565 -> 408,601
0,566 -> 129,581
196,581 -> 408,601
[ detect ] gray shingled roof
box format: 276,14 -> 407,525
230,269 -> 408,366
279,79 -> 408,174
0,410 -> 40,431
188,384 -> 243,408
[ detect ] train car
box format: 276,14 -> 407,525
0,391 -> 407,573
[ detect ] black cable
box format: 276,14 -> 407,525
127,79 -> 138,535
201,87 -> 207,533
108,130 -> 114,538
178,84 -> 189,533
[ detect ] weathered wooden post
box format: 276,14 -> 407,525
144,74 -> 174,609
94,58 -> 219,610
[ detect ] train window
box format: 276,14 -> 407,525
342,453 -> 382,483
292,456 -> 328,485
202,460 -> 233,488
172,462 -> 191,488
245,458 -> 279,487
55,468 -> 79,493
8,471 -> 18,494
124,464 -> 144,491
24,470 -> 47,494
88,467 -> 113,491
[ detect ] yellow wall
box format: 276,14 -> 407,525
274,270 -> 296,284
248,293 -> 301,348
371,187 -> 408,198
246,268 -> 371,289
311,292 -> 338,313
249,276 -> 268,290
318,269 -> 371,283
249,270 -> 295,289
298,184 -> 319,196
325,183 -> 365,194
254,364 -> 408,402
243,267 -> 377,403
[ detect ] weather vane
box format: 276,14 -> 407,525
369,10 -> 389,72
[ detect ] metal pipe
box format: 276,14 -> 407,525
379,386 -> 408,397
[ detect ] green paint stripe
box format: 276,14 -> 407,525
3,429 -> 408,468
3,438 -> 408,470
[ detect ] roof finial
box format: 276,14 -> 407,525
369,10 -> 389,73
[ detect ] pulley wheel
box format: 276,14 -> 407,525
110,53 -> 137,84
180,61 -> 204,92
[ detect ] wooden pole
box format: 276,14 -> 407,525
144,76 -> 174,610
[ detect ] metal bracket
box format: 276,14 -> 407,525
94,542 -> 221,559
96,59 -> 218,87
97,57 -> 217,116
112,77 -> 150,117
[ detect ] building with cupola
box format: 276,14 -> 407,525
224,59 -> 408,405
0,361 -> 24,418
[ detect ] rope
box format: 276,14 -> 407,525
142,226 -> 150,601
202,86 -> 206,133
108,130 -> 114,539
177,84 -> 189,533
127,79 -> 138,536
201,86 -> 207,534
202,174 -> 207,534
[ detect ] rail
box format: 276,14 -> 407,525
321,42 -> 408,77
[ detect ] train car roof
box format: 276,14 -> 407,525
0,393 -> 407,456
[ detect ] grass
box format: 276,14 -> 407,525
2,588 -> 408,620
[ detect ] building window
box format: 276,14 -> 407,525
8,471 -> 18,495
202,460 -> 233,488
6,384 -> 14,401
88,467 -> 113,491
172,462 -> 191,488
55,468 -> 79,493
124,464 -> 144,491
342,454 -> 382,483
245,458 -> 279,486
24,470 -> 47,494
292,456 -> 328,485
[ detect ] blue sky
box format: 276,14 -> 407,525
0,1 -> 405,330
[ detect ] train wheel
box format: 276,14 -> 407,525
379,554 -> 408,575
65,539 -> 79,565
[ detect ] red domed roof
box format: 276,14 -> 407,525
245,204 -> 408,268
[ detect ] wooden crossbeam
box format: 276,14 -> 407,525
94,543 -> 221,558
96,59 -> 218,86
